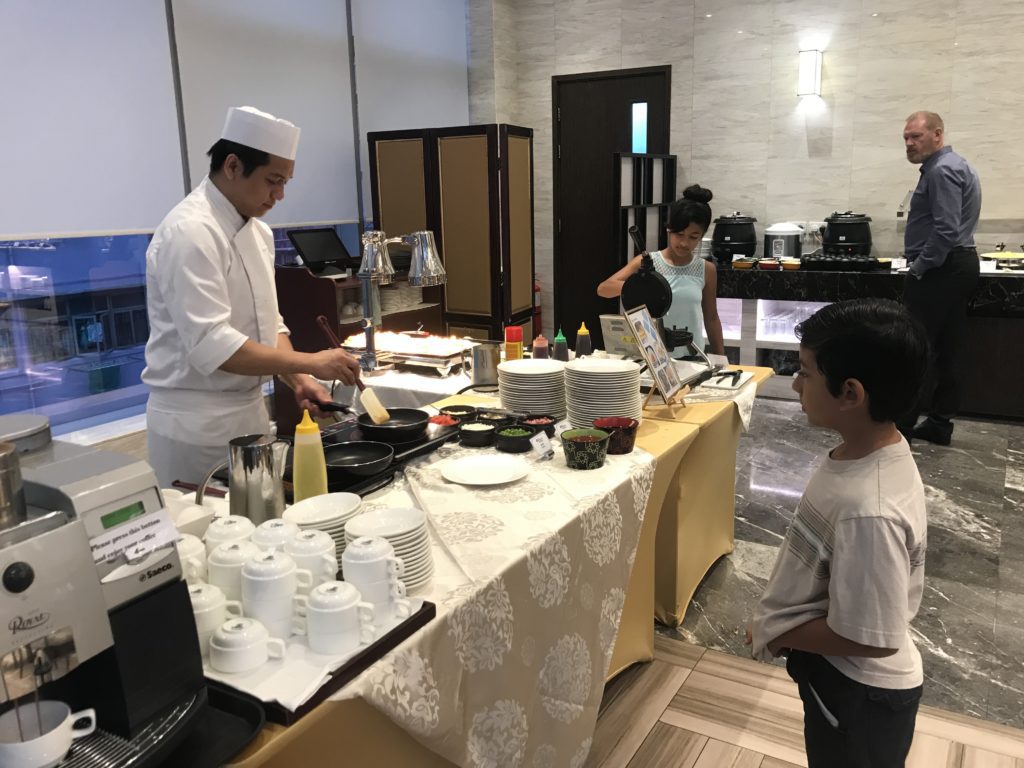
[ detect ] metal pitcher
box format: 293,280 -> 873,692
462,341 -> 501,387
227,435 -> 289,525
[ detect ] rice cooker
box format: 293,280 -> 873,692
764,222 -> 803,259
711,213 -> 758,264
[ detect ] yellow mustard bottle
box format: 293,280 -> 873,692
292,409 -> 328,502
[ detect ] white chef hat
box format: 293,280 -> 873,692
220,106 -> 300,161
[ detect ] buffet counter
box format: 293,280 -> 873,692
229,370 -> 771,766
716,267 -> 1024,419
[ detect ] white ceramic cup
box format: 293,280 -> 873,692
0,701 -> 96,768
207,540 -> 261,602
176,533 -> 207,584
341,536 -> 404,585
208,618 -> 286,675
241,551 -> 312,639
285,530 -> 338,587
204,515 -> 256,555
292,581 -> 376,655
189,582 -> 243,657
251,519 -> 300,553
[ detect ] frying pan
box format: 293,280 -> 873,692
356,408 -> 429,443
322,441 -> 394,476
620,225 -> 673,319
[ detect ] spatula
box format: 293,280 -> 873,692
315,314 -> 391,424
355,379 -> 390,425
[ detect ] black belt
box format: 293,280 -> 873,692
948,246 -> 977,255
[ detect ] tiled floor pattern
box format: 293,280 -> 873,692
588,635 -> 1024,768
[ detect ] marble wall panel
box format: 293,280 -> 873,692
856,0 -> 957,47
467,0 -> 496,124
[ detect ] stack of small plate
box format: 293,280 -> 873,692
497,358 -> 567,417
283,492 -> 363,563
565,358 -> 643,428
344,507 -> 434,592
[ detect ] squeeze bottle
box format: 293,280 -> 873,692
292,410 -> 328,502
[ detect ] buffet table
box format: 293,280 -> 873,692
229,368 -> 771,766
229,401 -> 705,767
643,366 -> 774,625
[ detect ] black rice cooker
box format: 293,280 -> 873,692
711,212 -> 758,264
821,211 -> 872,256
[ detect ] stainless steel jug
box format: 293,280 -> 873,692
227,435 -> 289,524
462,342 -> 501,387
196,435 -> 289,525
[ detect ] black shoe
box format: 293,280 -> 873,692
911,417 -> 953,446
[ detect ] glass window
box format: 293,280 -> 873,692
631,102 -> 648,154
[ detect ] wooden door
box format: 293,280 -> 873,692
552,66 -> 671,349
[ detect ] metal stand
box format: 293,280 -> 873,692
358,272 -> 379,372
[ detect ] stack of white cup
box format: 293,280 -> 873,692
341,537 -> 412,630
176,533 -> 207,585
293,581 -> 376,655
188,582 -> 242,657
285,530 -> 339,589
240,550 -> 313,639
207,540 -> 261,601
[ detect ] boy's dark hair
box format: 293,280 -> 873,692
795,298 -> 929,423
667,184 -> 713,234
207,139 -> 270,177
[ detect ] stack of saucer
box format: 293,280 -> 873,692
283,492 -> 363,563
344,507 -> 433,592
497,358 -> 567,418
565,358 -> 643,428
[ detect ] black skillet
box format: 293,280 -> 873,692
356,407 -> 429,443
284,440 -> 394,482
620,225 -> 673,319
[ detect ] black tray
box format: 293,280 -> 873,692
158,685 -> 265,768
208,600 -> 437,727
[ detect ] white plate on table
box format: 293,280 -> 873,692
345,507 -> 426,539
441,455 -> 530,486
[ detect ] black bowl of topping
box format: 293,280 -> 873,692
519,414 -> 556,438
494,425 -> 537,453
459,421 -> 496,447
440,404 -> 478,422
476,411 -> 515,429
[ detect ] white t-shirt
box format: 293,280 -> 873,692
751,437 -> 927,689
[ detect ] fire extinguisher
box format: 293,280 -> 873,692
533,281 -> 542,338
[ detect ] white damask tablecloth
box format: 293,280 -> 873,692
331,441 -> 656,768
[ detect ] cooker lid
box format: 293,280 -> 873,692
714,211 -> 757,224
825,210 -> 872,224
765,222 -> 804,234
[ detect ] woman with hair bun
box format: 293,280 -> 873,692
597,184 -> 725,355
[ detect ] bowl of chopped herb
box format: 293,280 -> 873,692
494,424 -> 537,453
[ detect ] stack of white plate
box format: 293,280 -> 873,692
283,492 -> 363,563
497,358 -> 567,417
344,507 -> 433,592
565,358 -> 643,428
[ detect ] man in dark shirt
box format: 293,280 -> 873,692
899,111 -> 981,446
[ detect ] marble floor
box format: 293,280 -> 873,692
658,398 -> 1024,731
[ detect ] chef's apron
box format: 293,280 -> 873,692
147,220 -> 280,487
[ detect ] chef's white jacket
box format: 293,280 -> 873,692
142,177 -> 288,485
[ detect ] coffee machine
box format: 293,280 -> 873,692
0,414 -> 205,758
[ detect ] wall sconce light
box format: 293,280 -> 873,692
798,49 -> 823,96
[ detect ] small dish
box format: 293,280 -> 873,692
591,417 -> 639,455
494,425 -> 537,453
732,258 -> 757,270
781,259 -> 801,271
475,411 -> 515,429
428,413 -> 461,427
459,422 -> 496,447
519,414 -> 556,437
561,429 -> 611,470
757,259 -> 781,270
439,404 -> 478,422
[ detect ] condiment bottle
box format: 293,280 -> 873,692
504,325 -> 523,361
292,410 -> 327,502
532,334 -> 549,359
575,322 -> 592,357
552,328 -> 569,361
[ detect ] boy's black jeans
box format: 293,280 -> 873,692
786,651 -> 922,768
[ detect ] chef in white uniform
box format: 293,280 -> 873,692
143,106 -> 361,487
